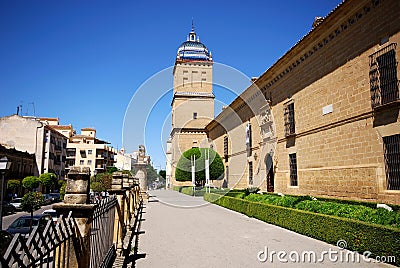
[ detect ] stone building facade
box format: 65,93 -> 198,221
206,0 -> 400,205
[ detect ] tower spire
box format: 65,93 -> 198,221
191,18 -> 194,32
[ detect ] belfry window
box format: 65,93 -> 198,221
193,112 -> 197,119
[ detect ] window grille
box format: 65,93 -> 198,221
284,102 -> 295,136
383,134 -> 400,190
369,43 -> 399,108
224,136 -> 228,162
289,153 -> 298,186
249,162 -> 253,186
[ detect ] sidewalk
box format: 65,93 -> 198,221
134,190 -> 394,268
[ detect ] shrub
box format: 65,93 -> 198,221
22,176 -> 40,190
7,179 -> 20,190
204,193 -> 400,266
244,187 -> 260,196
295,200 -> 400,228
175,148 -> 224,185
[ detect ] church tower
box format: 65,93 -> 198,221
168,23 -> 214,187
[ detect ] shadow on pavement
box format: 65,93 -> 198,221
120,202 -> 146,268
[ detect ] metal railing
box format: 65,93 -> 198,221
90,196 -> 118,268
0,212 -> 77,268
1,183 -> 141,268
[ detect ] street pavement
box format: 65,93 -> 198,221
136,189 -> 395,268
2,203 -> 56,230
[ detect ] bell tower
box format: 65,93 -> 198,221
168,23 -> 214,187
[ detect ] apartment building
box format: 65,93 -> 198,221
65,128 -> 116,176
0,115 -> 68,179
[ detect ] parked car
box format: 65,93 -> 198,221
48,193 -> 61,203
10,198 -> 23,211
6,214 -> 52,239
0,230 -> 13,255
42,209 -> 58,224
42,194 -> 52,205
1,201 -> 16,215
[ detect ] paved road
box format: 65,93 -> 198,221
2,203 -> 56,230
136,190 -> 394,268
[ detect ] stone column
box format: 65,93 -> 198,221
134,162 -> 149,202
133,145 -> 150,202
108,172 -> 125,253
53,167 -> 96,268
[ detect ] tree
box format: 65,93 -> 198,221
58,180 -> 66,200
22,176 -> 40,191
175,148 -> 224,186
107,167 -> 118,173
39,173 -> 57,193
90,181 -> 105,193
159,170 -> 166,179
21,192 -> 43,233
7,179 -> 20,192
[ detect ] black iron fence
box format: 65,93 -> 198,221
1,211 -> 76,268
90,196 -> 118,268
1,190 -> 140,268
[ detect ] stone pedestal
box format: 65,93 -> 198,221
108,172 -> 126,253
53,166 -> 95,268
133,145 -> 150,202
64,166 -> 91,204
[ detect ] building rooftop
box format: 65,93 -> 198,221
176,23 -> 212,62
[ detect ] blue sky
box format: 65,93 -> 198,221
0,0 -> 341,170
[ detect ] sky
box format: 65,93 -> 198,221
0,0 -> 342,170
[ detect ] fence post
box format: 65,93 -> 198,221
108,172 -> 126,253
53,167 -> 96,268
122,173 -> 131,227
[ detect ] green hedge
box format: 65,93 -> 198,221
204,193 -> 400,266
242,193 -> 400,228
173,186 -> 230,197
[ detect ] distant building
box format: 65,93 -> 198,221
0,143 -> 35,175
114,148 -> 135,171
65,128 -> 116,176
0,115 -> 68,179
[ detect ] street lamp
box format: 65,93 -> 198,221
0,156 -> 12,230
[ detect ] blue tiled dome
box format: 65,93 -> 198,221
176,29 -> 212,62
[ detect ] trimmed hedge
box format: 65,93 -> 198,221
173,186 -> 230,197
242,193 -> 400,228
204,193 -> 400,266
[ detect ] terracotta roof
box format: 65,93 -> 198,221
81,127 -> 96,131
37,117 -> 59,121
44,125 -> 68,138
51,125 -> 73,130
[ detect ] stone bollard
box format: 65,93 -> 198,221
108,172 -> 126,253
53,166 -> 96,268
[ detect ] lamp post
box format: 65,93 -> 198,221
0,156 -> 12,230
